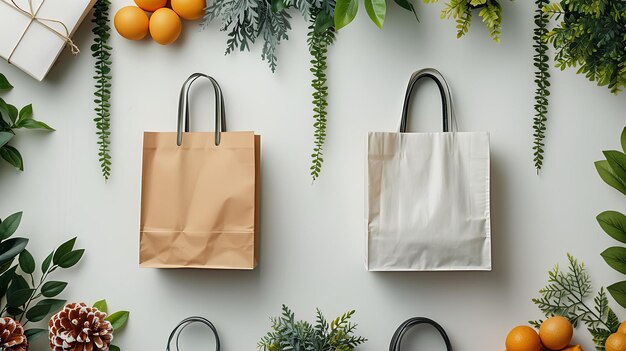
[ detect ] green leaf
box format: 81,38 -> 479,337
37,299 -> 66,313
0,238 -> 28,262
0,132 -> 13,148
314,10 -> 334,35
6,288 -> 33,307
6,104 -> 17,124
364,0 -> 386,28
271,0 -> 288,12
41,281 -> 67,297
26,304 -> 52,322
106,311 -> 130,330
57,249 -> 84,268
595,160 -> 626,196
604,151 -> 626,185
334,0 -> 358,30
0,74 -> 12,91
393,0 -> 413,11
0,211 -> 22,240
109,345 -> 121,351
608,281 -> 626,309
18,249 -> 35,274
14,118 -> 54,131
602,247 -> 626,274
24,329 -> 47,342
53,237 -> 76,265
41,251 -> 53,273
18,104 -> 32,122
0,266 -> 18,297
0,145 -> 23,171
93,299 -> 108,314
598,211 -> 626,244
621,128 -> 626,153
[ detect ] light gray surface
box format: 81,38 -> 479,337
1,1 -> 625,350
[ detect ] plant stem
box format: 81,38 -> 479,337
18,265 -> 55,323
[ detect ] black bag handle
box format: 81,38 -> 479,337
166,316 -> 221,351
176,73 -> 227,146
400,68 -> 453,133
390,317 -> 453,351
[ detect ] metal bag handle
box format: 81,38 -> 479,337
176,73 -> 227,146
400,68 -> 453,133
389,317 -> 453,351
166,316 -> 221,351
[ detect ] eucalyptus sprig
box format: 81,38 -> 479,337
92,0 -> 113,181
0,211 -> 85,342
531,254 -> 620,351
0,73 -> 54,172
258,305 -> 367,351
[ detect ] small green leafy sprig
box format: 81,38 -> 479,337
258,305 -> 367,351
424,0 -> 505,42
308,9 -> 335,182
543,1 -> 626,94
594,127 -> 626,311
92,299 -> 130,351
532,0 -> 551,173
0,73 -> 54,172
92,0 -> 113,181
531,254 -> 620,351
0,211 -> 85,342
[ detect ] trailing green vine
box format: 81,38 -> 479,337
308,9 -> 335,181
532,0 -> 550,173
92,0 -> 113,181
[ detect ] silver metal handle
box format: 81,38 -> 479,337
400,68 -> 453,133
176,73 -> 226,146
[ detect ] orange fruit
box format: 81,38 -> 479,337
506,326 -> 542,351
608,333 -> 626,351
618,321 -> 626,335
149,8 -> 182,45
539,316 -> 573,350
114,6 -> 150,40
135,0 -> 167,12
171,0 -> 206,20
561,345 -> 582,351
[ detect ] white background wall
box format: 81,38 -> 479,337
1,1 -> 625,350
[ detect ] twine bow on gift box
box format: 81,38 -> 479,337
2,0 -> 80,63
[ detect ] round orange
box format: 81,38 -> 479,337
618,321 -> 626,335
171,0 -> 206,20
134,0 -> 167,12
506,326 -> 541,351
539,316 -> 573,350
149,8 -> 182,45
114,6 -> 149,40
607,333 -> 626,351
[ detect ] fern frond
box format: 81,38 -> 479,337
91,0 -> 112,181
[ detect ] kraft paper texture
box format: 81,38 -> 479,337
140,131 -> 260,269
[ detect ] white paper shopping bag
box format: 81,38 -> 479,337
365,68 -> 491,271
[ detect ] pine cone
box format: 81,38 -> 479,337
0,317 -> 27,351
49,302 -> 113,351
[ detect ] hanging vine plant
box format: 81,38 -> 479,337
91,0 -> 113,181
532,0 -> 626,173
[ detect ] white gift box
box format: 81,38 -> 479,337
0,0 -> 96,81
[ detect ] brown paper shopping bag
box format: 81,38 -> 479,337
140,73 -> 260,269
